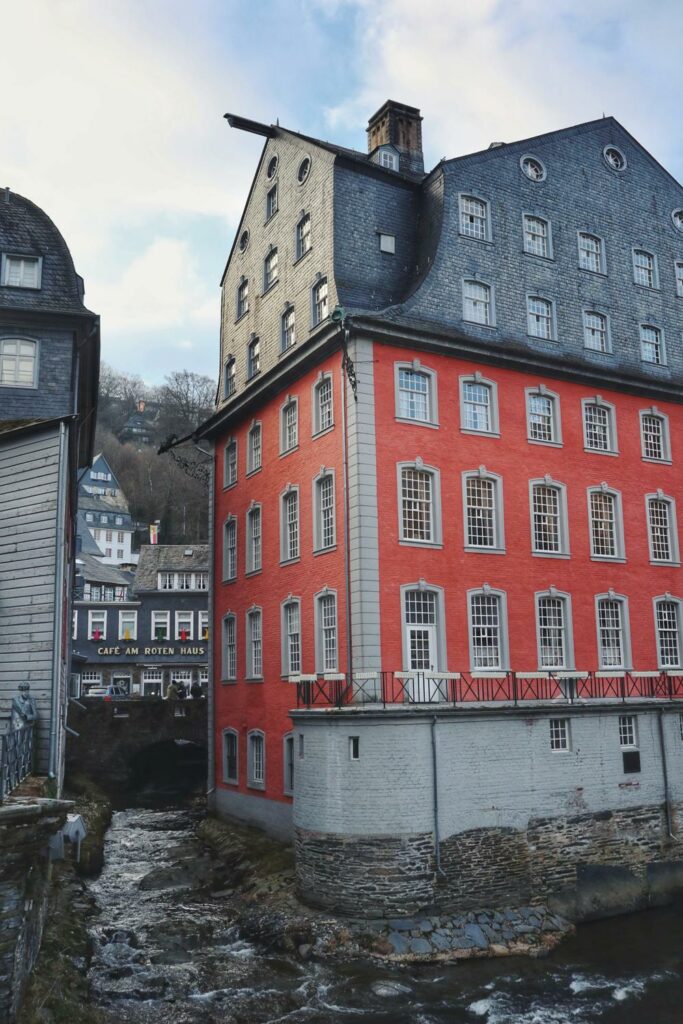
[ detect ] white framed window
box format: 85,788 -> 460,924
199,609 -> 209,639
378,147 -> 398,170
588,486 -> 625,560
583,311 -> 610,352
582,397 -> 617,454
119,610 -> 137,641
398,462 -> 442,545
81,670 -> 103,692
281,487 -> 300,562
247,608 -> 263,678
88,609 -> 107,640
222,614 -> 236,680
675,261 -> 683,298
224,358 -> 236,398
526,387 -> 561,445
578,233 -> 605,274
633,249 -> 658,289
0,338 -> 38,387
236,278 -> 249,319
283,733 -> 295,795
281,306 -> 296,351
640,324 -> 666,365
462,469 -> 504,551
224,439 -> 237,488
264,248 -> 278,290
459,195 -> 490,240
297,155 -> 311,184
379,233 -> 396,254
282,599 -> 301,676
523,215 -> 551,258
313,374 -> 333,434
468,587 -> 508,670
246,504 -> 262,573
142,668 -> 164,697
529,478 -> 569,556
646,493 -> 679,564
536,591 -> 573,669
151,610 -> 170,641
312,277 -> 328,325
175,610 -> 194,640
247,336 -> 260,378
460,375 -> 499,434
223,518 -> 237,581
640,409 -> 671,462
520,154 -> 546,181
314,471 -> 336,551
463,280 -> 493,326
654,597 -> 683,669
604,145 -> 627,171
247,730 -> 265,788
401,584 -> 446,673
595,593 -> 631,669
280,397 -> 298,453
266,183 -> 278,220
247,422 -> 262,474
549,718 -> 570,751
619,715 -> 637,749
296,214 -> 311,260
72,610 -> 78,640
395,362 -> 437,425
527,295 -> 555,340
1,255 -> 41,289
223,729 -> 238,783
315,590 -> 338,673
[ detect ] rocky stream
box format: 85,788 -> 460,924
20,799 -> 683,1024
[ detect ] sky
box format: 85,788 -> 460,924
3,0 -> 683,385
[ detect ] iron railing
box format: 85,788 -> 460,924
295,670 -> 683,709
0,724 -> 35,802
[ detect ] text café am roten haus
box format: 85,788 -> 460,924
195,101 -> 683,917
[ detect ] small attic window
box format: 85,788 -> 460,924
1,254 -> 42,289
520,155 -> 546,182
266,154 -> 278,179
377,147 -> 398,171
671,209 -> 683,233
379,233 -> 396,254
603,146 -> 627,171
297,156 -> 311,185
239,230 -> 249,253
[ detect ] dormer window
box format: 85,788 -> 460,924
1,254 -> 42,289
376,147 -> 398,171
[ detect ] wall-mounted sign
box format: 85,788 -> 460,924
96,645 -> 206,657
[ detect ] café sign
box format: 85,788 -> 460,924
97,645 -> 206,657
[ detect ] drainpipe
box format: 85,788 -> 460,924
431,715 -> 446,877
657,708 -> 678,840
339,326 -> 354,688
206,448 -> 216,798
49,422 -> 69,782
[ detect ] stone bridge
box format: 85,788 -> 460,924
65,698 -> 207,797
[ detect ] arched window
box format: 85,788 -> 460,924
246,504 -> 262,573
398,462 -> 442,545
640,324 -> 665,365
646,493 -> 679,564
280,396 -> 298,453
587,486 -> 624,559
527,295 -> 555,339
578,233 -> 605,274
595,593 -> 631,669
535,590 -> 573,669
633,249 -> 657,288
395,362 -> 437,424
221,614 -> 236,680
313,470 -> 335,551
463,469 -> 504,551
467,587 -> 508,670
222,729 -> 238,783
281,599 -> 301,676
525,387 -> 561,444
523,215 -> 551,258
315,590 -> 338,673
312,277 -> 328,325
401,584 -> 446,673
0,338 -> 37,387
463,280 -> 493,326
247,421 -> 262,474
281,305 -> 296,351
236,278 -> 249,319
640,409 -> 670,462
313,373 -> 333,434
296,213 -> 311,260
583,311 -> 609,352
223,518 -> 237,581
530,479 -> 568,555
247,730 -> 265,788
459,195 -> 490,240
246,607 -> 263,678
582,397 -> 617,454
264,248 -> 278,291
460,375 -> 499,434
224,358 -> 236,398
223,438 -> 237,488
654,598 -> 683,669
247,336 -> 260,378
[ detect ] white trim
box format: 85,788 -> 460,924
525,385 -> 562,446
586,484 -> 626,561
0,254 -> 43,289
247,729 -> 266,789
279,395 -> 299,454
394,360 -> 439,427
577,231 -> 607,275
457,192 -> 492,242
312,371 -> 334,436
221,613 -> 237,681
639,407 -> 672,463
632,247 -> 659,289
581,396 -> 618,455
520,153 -> 547,182
522,212 -> 553,260
281,597 -> 302,677
397,460 -> 443,547
534,589 -> 575,670
462,468 -> 505,553
245,606 -> 263,680
280,485 -> 300,563
526,293 -> 557,341
312,468 -> 336,552
645,492 -> 680,565
118,609 -> 138,641
459,373 -> 500,435
653,595 -> 683,670
461,278 -> 496,328
314,588 -> 339,674
594,592 -> 632,670
222,728 -> 239,784
0,336 -> 39,389
639,322 -> 667,366
467,586 -> 509,671
400,582 -> 447,672
529,477 -> 570,557
87,608 -> 107,640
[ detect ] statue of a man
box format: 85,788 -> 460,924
11,682 -> 38,730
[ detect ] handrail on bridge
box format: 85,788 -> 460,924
295,669 -> 683,710
0,723 -> 35,803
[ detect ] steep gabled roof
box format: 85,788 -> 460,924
133,544 -> 209,592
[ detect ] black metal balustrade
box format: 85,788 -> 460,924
0,724 -> 35,802
295,670 -> 683,709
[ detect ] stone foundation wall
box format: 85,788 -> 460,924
295,828 -> 434,916
438,826 -> 532,911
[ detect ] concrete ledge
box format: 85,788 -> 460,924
212,787 -> 293,841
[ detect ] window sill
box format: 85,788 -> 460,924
641,359 -> 669,369
464,546 -> 506,555
223,481 -> 237,492
264,211 -> 279,226
532,551 -> 571,559
399,540 -> 443,549
278,345 -> 297,359
223,778 -> 239,786
522,251 -> 555,263
222,577 -> 237,585
584,447 -> 619,457
460,428 -> 501,439
463,319 -> 496,331
642,457 -> 672,466
293,248 -> 312,267
246,677 -> 264,683
262,280 -> 279,297
527,438 -> 563,448
279,445 -> 299,458
458,233 -> 494,246
578,266 -> 608,278
314,545 -> 337,556
650,560 -> 681,567
633,282 -> 660,293
245,569 -> 262,578
0,382 -> 37,390
280,557 -> 301,567
527,334 -> 558,343
221,678 -> 237,685
583,346 -> 613,356
247,781 -> 266,791
309,315 -> 330,332
246,371 -> 261,384
312,424 -> 334,440
234,311 -> 249,325
246,466 -> 262,478
395,416 -> 440,430
590,556 -> 626,563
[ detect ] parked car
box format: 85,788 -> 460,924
84,684 -> 128,700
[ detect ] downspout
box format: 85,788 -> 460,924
657,708 -> 678,840
431,716 -> 446,877
340,328 -> 354,688
49,422 -> 69,782
206,446 -> 216,798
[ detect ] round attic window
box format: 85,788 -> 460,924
520,154 -> 546,182
603,146 -> 627,171
297,155 -> 311,185
266,154 -> 278,179
238,229 -> 249,253
671,209 -> 683,233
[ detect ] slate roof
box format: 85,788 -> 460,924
74,553 -> 131,586
78,492 -> 130,515
133,544 -> 209,592
75,511 -> 105,555
0,189 -> 93,315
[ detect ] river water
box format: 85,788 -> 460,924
85,807 -> 683,1024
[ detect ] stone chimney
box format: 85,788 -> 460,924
367,100 -> 424,175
